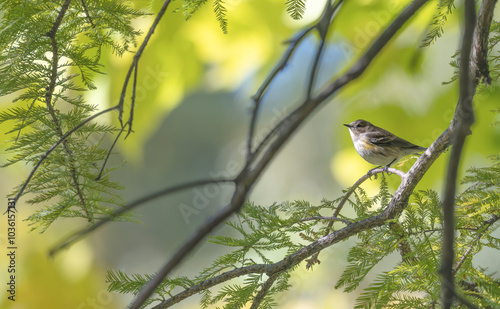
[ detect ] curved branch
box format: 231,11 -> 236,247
471,0 -> 498,84
117,0 -> 173,125
246,27 -> 314,162
95,122 -> 128,180
12,106 -> 119,205
246,0 -> 344,162
307,167 -> 405,268
454,214 -> 500,274
249,272 -> 280,309
49,177 -> 235,256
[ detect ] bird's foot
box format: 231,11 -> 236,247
367,167 -> 380,179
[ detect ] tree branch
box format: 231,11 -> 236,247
471,0 -> 498,85
246,0 -> 344,162
12,106 -> 119,205
249,272 -> 280,309
453,214 -> 500,274
441,0 -> 485,307
117,0 -> 172,125
246,27 -> 313,162
307,167 -> 405,268
49,177 -> 235,256
80,0 -> 94,27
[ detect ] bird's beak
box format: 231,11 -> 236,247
343,124 -> 350,128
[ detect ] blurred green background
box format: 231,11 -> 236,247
1,0 -> 500,308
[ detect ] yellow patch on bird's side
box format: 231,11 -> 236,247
330,149 -> 379,193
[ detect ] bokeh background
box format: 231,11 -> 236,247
1,0 -> 500,308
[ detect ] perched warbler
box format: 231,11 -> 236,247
344,119 -> 426,170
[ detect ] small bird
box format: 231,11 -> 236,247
344,119 -> 426,171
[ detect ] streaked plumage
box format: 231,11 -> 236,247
344,119 -> 426,167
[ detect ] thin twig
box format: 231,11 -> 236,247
389,221 -> 414,263
15,98 -> 37,143
117,0 -> 172,125
49,177 -> 235,256
306,0 -> 344,98
45,0 -> 93,221
125,62 -> 138,139
246,27 -> 313,162
306,38 -> 326,99
95,123 -> 127,180
299,216 -> 351,225
249,272 -> 280,309
441,1 -> 476,307
13,106 -> 119,204
307,167 -> 405,268
453,214 -> 500,274
80,0 -> 94,27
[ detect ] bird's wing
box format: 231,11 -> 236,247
365,129 -> 397,145
366,130 -> 420,149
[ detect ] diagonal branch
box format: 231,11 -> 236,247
49,177 -> 235,256
246,26 -> 313,162
249,272 -> 281,309
127,1 -> 431,308
246,0 -> 344,162
453,214 -> 500,274
12,106 -> 119,205
44,0 -> 93,222
117,0 -> 172,125
307,167 -> 405,268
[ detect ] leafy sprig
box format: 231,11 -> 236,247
0,0 -> 146,231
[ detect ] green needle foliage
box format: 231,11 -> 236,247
213,0 -> 228,34
285,0 -> 307,20
421,0 -> 456,47
0,0 -> 145,231
107,160 -> 500,308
